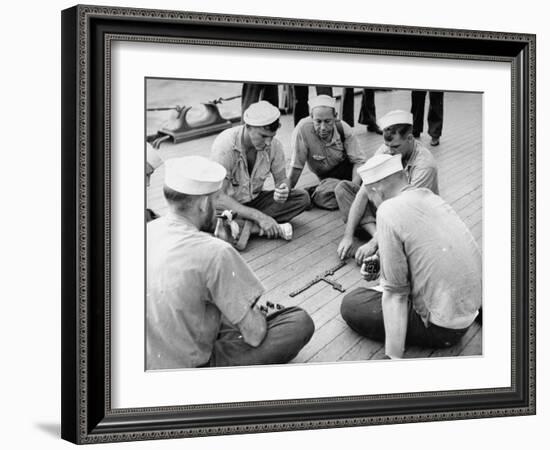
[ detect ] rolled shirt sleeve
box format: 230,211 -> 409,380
377,206 -> 411,297
205,243 -> 265,325
409,163 -> 439,195
210,133 -> 236,186
270,140 -> 288,187
342,121 -> 366,165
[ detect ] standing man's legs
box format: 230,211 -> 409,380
358,89 -> 381,134
241,83 -> 279,117
293,85 -> 310,125
427,91 -> 444,146
340,87 -> 355,126
316,86 -> 333,96
261,84 -> 280,108
411,90 -> 427,138
294,85 -> 336,125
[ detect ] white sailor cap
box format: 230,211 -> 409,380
164,156 -> 226,195
243,100 -> 281,126
146,143 -> 163,170
308,94 -> 337,111
358,153 -> 403,185
377,110 -> 413,130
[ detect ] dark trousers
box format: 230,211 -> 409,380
411,91 -> 444,138
241,83 -> 279,116
340,87 -> 355,126
320,158 -> 354,181
341,88 -> 378,127
245,189 -> 311,223
357,89 -> 377,128
310,159 -> 354,210
208,306 -> 315,367
340,288 -> 469,350
293,85 -> 334,125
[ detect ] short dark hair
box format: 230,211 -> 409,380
246,118 -> 281,133
383,123 -> 413,141
163,185 -> 198,212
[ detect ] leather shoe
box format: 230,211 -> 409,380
367,125 -> 383,135
430,137 -> 440,146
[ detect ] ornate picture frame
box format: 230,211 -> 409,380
61,4 -> 535,444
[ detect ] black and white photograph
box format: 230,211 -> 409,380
55,1 -> 537,446
145,79 -> 483,370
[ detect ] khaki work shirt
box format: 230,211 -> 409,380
289,117 -> 365,178
375,139 -> 439,195
377,187 -> 481,330
146,213 -> 265,369
360,140 -> 440,225
211,125 -> 287,204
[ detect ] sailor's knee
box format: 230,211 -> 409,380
298,308 -> 315,342
334,180 -> 356,206
334,180 -> 350,200
340,291 -> 357,324
286,307 -> 315,342
340,288 -> 372,325
312,191 -> 338,210
291,188 -> 311,209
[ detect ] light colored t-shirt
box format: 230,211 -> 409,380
377,187 -> 481,329
289,117 -> 365,178
146,213 -> 265,369
211,125 -> 287,204
359,140 -> 440,225
375,140 -> 439,195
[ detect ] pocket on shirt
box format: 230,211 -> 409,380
255,163 -> 271,182
230,168 -> 242,186
328,146 -> 346,161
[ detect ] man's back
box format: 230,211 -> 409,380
377,187 -> 481,329
147,213 -> 264,369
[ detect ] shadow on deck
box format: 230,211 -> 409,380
147,88 -> 483,363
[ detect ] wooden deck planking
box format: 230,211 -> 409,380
402,321 -> 482,360
146,88 -> 483,363
460,325 -> 483,356
431,323 -> 482,358
243,209 -> 335,263
308,328 -> 364,363
293,319 -> 349,363
255,227 -> 343,288
244,212 -> 342,270
295,264 -> 364,312
338,336 -> 384,362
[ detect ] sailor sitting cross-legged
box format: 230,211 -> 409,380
210,100 -> 310,251
287,94 -> 367,210
335,110 -> 439,265
340,154 -> 481,359
146,155 -> 314,369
